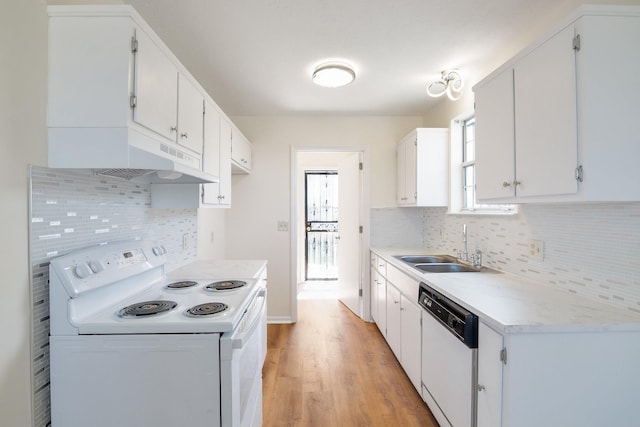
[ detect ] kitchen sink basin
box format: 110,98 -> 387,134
395,255 -> 458,264
413,263 -> 481,273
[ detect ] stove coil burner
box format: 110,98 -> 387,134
185,302 -> 229,317
119,300 -> 177,318
204,280 -> 247,292
166,280 -> 199,289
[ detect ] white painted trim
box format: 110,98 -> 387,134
290,146 -> 371,323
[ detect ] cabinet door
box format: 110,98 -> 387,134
177,74 -> 204,155
386,284 -> 401,358
231,129 -> 251,172
133,28 -> 178,141
396,136 -> 417,205
514,25 -> 578,198
217,118 -> 232,205
477,323 -> 504,427
405,138 -> 417,204
400,296 -> 421,393
475,68 -> 516,201
201,101 -> 221,206
370,268 -> 379,322
376,275 -> 386,335
396,139 -> 407,204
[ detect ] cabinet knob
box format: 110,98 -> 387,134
502,181 -> 512,188
477,384 -> 486,392
181,132 -> 188,139
170,126 -> 177,133
513,180 -> 521,187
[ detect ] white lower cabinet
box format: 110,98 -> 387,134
477,322 -> 504,427
399,295 -> 421,393
476,322 -> 640,427
371,251 -> 421,394
386,285 -> 401,357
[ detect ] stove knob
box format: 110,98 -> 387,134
88,260 -> 103,274
74,263 -> 93,278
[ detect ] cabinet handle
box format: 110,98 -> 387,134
513,180 -> 521,187
181,132 -> 188,139
502,181 -> 511,188
477,384 -> 486,392
170,126 -> 177,133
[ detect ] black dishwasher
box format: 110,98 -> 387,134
418,282 -> 478,348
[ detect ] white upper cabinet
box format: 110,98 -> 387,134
231,129 -> 252,174
132,27 -> 179,143
176,74 -> 204,155
474,69 -> 515,200
201,115 -> 232,206
474,6 -> 640,203
397,128 -> 448,207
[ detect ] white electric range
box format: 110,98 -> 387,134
48,240 -> 267,427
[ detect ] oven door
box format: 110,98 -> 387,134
220,288 -> 266,427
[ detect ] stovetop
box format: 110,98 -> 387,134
72,277 -> 260,334
49,240 -> 261,335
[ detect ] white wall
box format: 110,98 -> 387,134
227,116 -> 422,321
1,1 -> 48,426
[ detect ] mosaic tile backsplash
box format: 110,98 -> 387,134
29,166 -> 198,427
372,203 -> 640,314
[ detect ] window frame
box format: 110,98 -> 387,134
448,113 -> 517,216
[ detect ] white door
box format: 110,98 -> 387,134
337,152 -> 362,317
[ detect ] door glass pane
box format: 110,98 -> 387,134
305,172 -> 338,280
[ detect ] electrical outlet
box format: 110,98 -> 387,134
277,221 -> 289,232
529,239 -> 544,261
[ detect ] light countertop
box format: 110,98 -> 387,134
372,247 -> 640,334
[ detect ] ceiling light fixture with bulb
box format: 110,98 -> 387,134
312,62 -> 356,88
427,69 -> 464,101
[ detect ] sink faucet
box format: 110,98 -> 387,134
462,224 -> 468,262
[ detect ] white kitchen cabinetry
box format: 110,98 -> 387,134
231,129 -> 252,174
474,6 -> 640,202
396,128 -> 448,207
399,295 -> 422,394
477,322 -> 504,427
370,253 -> 387,335
175,74 -> 205,155
151,104 -> 233,208
476,321 -> 640,427
48,7 -> 207,168
386,285 -> 402,357
132,27 -> 179,143
384,262 -> 422,394
201,115 -> 232,206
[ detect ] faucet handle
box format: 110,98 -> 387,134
475,249 -> 483,267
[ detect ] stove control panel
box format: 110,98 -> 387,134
50,241 -> 167,297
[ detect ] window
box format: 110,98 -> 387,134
449,115 -> 516,214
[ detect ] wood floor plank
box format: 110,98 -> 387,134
263,299 -> 439,427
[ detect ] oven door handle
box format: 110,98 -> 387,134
229,294 -> 266,350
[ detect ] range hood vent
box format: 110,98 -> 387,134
94,169 -> 156,180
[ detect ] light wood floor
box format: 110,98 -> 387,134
262,299 -> 439,427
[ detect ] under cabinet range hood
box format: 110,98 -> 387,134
48,127 -> 219,184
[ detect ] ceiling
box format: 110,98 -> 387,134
121,0 -> 634,116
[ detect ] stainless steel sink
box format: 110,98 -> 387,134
413,263 -> 481,273
395,255 -> 458,264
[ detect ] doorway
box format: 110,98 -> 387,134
304,171 -> 339,281
292,148 -> 370,321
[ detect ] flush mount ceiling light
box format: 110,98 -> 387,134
427,69 -> 464,101
312,62 -> 356,88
